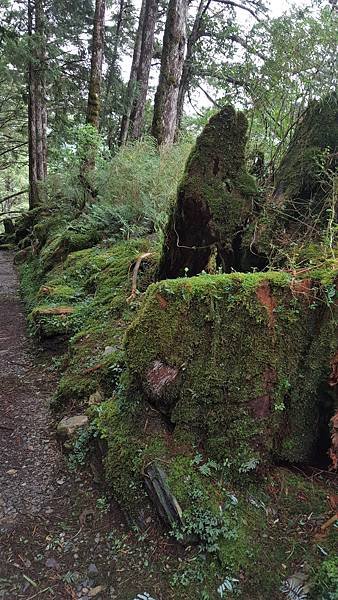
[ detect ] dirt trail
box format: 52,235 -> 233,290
0,251 -> 180,600
0,251 -> 118,600
0,251 -> 59,524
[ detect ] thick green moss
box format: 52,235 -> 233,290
28,239 -> 158,405
39,227 -> 102,272
159,106 -> 259,278
125,270 -> 337,467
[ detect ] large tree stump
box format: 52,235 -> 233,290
158,105 -> 259,279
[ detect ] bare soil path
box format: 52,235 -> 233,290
0,251 -> 181,600
0,250 -> 59,527
0,251 -> 122,600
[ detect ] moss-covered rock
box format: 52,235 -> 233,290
159,105 -> 259,279
124,269 -> 337,468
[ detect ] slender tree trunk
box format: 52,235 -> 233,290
129,0 -> 159,140
28,0 -> 37,209
28,0 -> 47,209
105,0 -> 125,149
151,0 -> 188,146
35,0 -> 47,180
119,0 -> 147,145
176,0 -> 210,131
87,0 -> 106,128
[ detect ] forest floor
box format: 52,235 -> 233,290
1,250 -> 337,600
0,251 -> 183,600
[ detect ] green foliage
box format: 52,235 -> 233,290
67,423 -> 95,471
39,136 -> 192,249
91,136 -> 192,238
311,556 -> 338,600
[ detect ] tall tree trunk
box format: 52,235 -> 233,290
119,0 -> 146,145
151,0 -> 188,146
28,0 -> 47,209
35,0 -> 47,180
176,0 -> 210,131
105,0 -> 125,149
87,0 -> 106,128
129,0 -> 159,140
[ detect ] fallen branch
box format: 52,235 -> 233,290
0,210 -> 24,219
0,189 -> 28,204
127,252 -> 153,303
84,363 -> 103,374
320,513 -> 338,533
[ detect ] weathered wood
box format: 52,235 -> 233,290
159,106 -> 258,278
144,463 -> 183,529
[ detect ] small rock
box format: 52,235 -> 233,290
87,563 -> 98,577
103,346 -> 116,356
6,469 -> 17,475
45,557 -> 60,570
88,391 -> 104,405
88,587 -> 105,598
82,588 -> 89,594
57,415 -> 88,439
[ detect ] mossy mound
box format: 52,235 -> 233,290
159,105 -> 260,279
20,238 -> 158,407
124,268 -> 337,467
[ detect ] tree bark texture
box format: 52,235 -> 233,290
176,0 -> 210,130
105,0 -> 125,148
28,0 -> 47,209
151,0 -> 188,146
129,0 -> 159,140
87,0 -> 106,129
119,0 -> 147,145
158,106 -> 258,278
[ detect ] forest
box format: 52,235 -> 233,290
0,0 -> 337,599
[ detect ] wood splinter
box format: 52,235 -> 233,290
127,252 -> 153,303
320,513 -> 338,533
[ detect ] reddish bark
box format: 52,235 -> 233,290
250,367 -> 277,419
146,361 -> 179,396
256,281 -> 277,328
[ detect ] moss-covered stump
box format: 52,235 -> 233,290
158,105 -> 259,279
125,269 -> 337,468
245,93 -> 338,265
